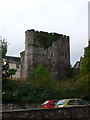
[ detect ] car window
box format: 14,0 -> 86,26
50,101 -> 58,106
77,100 -> 86,105
56,99 -> 66,105
68,100 -> 76,105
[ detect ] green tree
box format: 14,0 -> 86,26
80,40 -> 90,76
28,64 -> 50,81
65,65 -> 74,79
2,38 -> 7,58
2,39 -> 16,79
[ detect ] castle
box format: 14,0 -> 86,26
20,29 -> 70,80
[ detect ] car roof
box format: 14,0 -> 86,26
58,98 -> 83,101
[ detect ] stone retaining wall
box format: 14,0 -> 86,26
1,105 -> 90,120
2,103 -> 41,110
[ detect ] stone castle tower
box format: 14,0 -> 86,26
20,29 -> 70,80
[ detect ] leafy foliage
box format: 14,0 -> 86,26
28,64 -> 50,81
65,65 -> 74,79
2,39 -> 7,58
2,39 -> 16,79
2,72 -> 89,104
80,40 -> 90,76
35,31 -> 61,49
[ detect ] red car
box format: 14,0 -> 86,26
40,100 -> 59,108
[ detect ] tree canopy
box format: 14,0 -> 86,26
2,39 -> 16,79
80,40 -> 90,75
2,39 -> 7,58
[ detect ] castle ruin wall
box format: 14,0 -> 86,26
21,29 -> 70,80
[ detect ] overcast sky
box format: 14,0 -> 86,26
0,0 -> 89,66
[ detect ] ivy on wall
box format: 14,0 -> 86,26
20,51 -> 25,57
34,31 -> 62,49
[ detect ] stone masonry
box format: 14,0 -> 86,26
20,29 -> 70,80
2,105 -> 90,120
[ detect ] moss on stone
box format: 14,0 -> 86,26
20,51 -> 25,57
34,31 -> 61,49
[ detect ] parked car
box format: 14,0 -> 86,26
55,98 -> 88,108
41,100 -> 59,108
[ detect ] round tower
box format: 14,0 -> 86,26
24,29 -> 35,79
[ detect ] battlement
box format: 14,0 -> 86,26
26,29 -> 69,39
25,29 -> 35,33
25,29 -> 69,49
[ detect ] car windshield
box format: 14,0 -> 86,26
42,101 -> 49,106
56,99 -> 66,105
